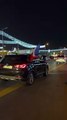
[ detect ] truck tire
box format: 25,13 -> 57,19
43,67 -> 48,76
26,72 -> 34,85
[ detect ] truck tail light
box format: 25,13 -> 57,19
14,64 -> 27,69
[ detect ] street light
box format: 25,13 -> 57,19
1,27 -> 8,50
45,42 -> 49,50
46,42 -> 49,49
46,43 -> 49,46
44,42 -> 49,56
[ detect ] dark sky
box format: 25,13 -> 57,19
0,0 -> 66,49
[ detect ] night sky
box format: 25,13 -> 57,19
0,0 -> 66,49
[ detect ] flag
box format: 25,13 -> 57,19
33,44 -> 40,56
29,45 -> 40,61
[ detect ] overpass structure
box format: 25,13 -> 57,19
0,31 -> 45,49
0,31 -> 67,53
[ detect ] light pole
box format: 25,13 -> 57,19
45,42 -> 49,49
45,42 -> 49,56
1,27 -> 8,50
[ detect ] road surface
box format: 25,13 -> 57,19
0,62 -> 67,120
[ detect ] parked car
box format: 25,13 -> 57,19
0,54 -> 49,85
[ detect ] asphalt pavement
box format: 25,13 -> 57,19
0,62 -> 67,120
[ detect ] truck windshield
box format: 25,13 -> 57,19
1,55 -> 29,64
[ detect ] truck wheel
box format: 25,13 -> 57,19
26,72 -> 34,85
43,67 -> 48,76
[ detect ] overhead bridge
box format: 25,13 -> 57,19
0,31 -> 45,49
0,31 -> 67,52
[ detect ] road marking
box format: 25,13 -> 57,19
0,83 -> 23,98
